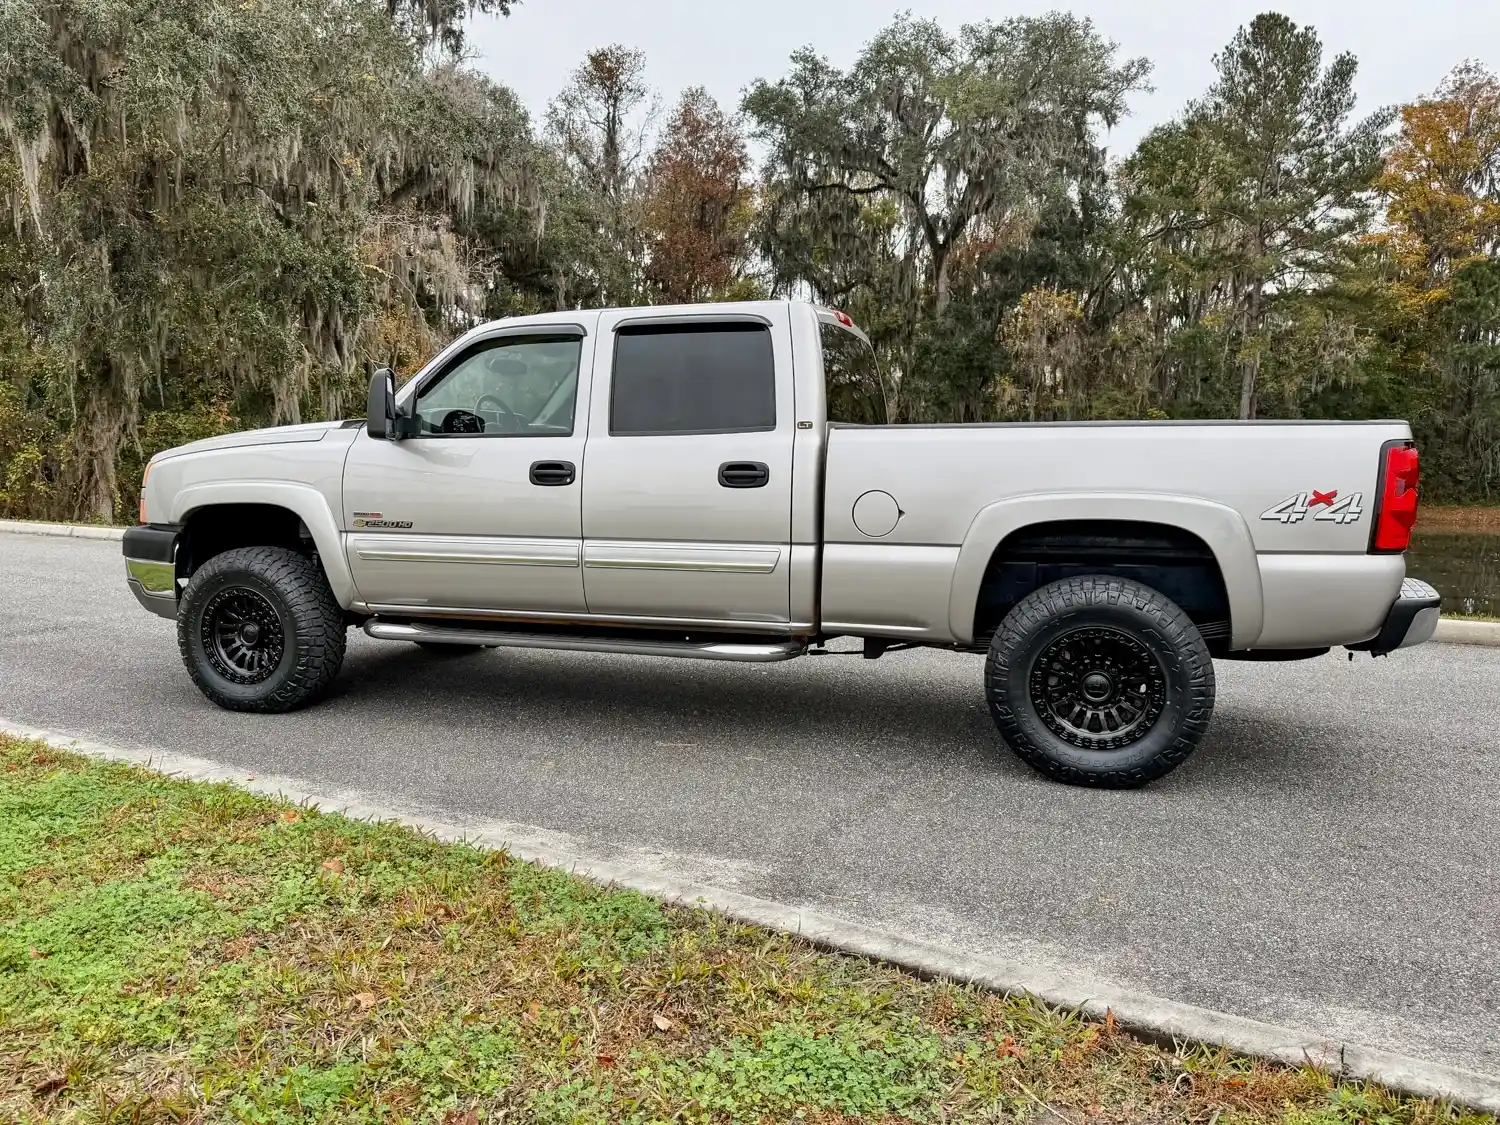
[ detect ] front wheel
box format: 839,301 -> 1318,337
985,576 -> 1215,788
178,546 -> 346,713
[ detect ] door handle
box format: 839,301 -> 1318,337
529,460 -> 576,486
718,461 -> 770,488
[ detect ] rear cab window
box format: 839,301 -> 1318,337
819,318 -> 884,425
610,323 -> 777,435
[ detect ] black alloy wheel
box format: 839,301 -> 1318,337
1028,627 -> 1166,750
202,587 -> 286,684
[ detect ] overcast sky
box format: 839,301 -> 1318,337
468,0 -> 1497,157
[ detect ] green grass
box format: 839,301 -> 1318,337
1,735 -> 1492,1125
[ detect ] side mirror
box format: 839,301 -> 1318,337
366,367 -> 396,439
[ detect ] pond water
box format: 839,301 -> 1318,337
1406,530 -> 1500,617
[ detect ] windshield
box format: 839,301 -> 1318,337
820,322 -> 885,424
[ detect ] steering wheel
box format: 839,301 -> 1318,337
476,392 -> 523,433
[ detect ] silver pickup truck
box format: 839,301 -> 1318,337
124,300 -> 1440,787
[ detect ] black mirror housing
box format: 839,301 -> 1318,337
366,367 -> 396,439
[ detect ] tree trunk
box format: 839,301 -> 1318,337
1239,284 -> 1262,420
1238,353 -> 1259,420
71,396 -> 124,524
934,247 -> 952,317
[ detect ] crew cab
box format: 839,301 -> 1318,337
124,301 -> 1440,787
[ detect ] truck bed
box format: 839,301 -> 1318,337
819,420 -> 1413,651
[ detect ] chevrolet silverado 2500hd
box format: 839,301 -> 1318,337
123,300 -> 1441,787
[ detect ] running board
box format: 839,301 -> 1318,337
363,619 -> 806,663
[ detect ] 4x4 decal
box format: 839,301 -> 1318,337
1260,490 -> 1365,525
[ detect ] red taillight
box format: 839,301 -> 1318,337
833,309 -> 853,327
1373,443 -> 1419,552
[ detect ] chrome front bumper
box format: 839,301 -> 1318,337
124,525 -> 180,620
1347,578 -> 1441,655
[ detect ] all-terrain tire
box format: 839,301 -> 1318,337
985,575 -> 1215,788
177,546 -> 346,713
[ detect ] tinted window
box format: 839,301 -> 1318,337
820,322 -> 885,425
414,336 -> 581,436
611,324 -> 776,435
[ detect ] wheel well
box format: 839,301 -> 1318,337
177,504 -> 315,582
972,520 -> 1231,651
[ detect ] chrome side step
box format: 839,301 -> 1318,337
363,619 -> 806,663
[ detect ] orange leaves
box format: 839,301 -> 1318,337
1379,64 -> 1500,283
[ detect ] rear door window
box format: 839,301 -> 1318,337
610,323 -> 776,436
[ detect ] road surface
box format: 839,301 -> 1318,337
1,531 -> 1496,1075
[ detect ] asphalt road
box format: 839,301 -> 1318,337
2,531 -> 1497,1076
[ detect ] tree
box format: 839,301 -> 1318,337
642,88 -> 753,303
0,0 -> 525,520
1193,13 -> 1391,417
546,45 -> 655,306
744,12 -> 1148,318
1376,65 -> 1500,499
1378,63 -> 1500,288
745,13 -> 1149,419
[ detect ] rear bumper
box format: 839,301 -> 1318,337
123,524 -> 180,620
1346,578 -> 1441,655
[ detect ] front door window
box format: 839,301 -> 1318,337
414,337 -> 582,437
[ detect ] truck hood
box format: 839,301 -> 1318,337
152,420 -> 351,461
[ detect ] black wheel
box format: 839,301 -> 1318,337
985,575 -> 1215,788
177,546 -> 346,713
413,642 -> 495,654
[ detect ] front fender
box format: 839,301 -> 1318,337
170,481 -> 358,609
945,492 -> 1265,648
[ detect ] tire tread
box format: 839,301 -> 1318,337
985,575 -> 1215,788
177,546 -> 345,713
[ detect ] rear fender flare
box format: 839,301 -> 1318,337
946,493 -> 1264,648
170,482 -> 357,609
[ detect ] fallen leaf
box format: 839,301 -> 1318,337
1224,1077 -> 1248,1089
441,1110 -> 478,1125
28,946 -> 45,959
353,992 -> 378,1010
321,858 -> 345,874
652,1013 -> 674,1031
279,810 -> 302,823
1104,1007 -> 1117,1036
32,1074 -> 67,1096
995,1035 -> 1026,1060
596,1053 -> 616,1068
523,999 -> 542,1022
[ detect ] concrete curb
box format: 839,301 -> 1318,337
3,519 -> 1497,647
0,519 -> 124,541
1434,617 -> 1500,646
3,717 -> 1497,1114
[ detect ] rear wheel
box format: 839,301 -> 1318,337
178,546 -> 346,712
985,575 -> 1215,788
